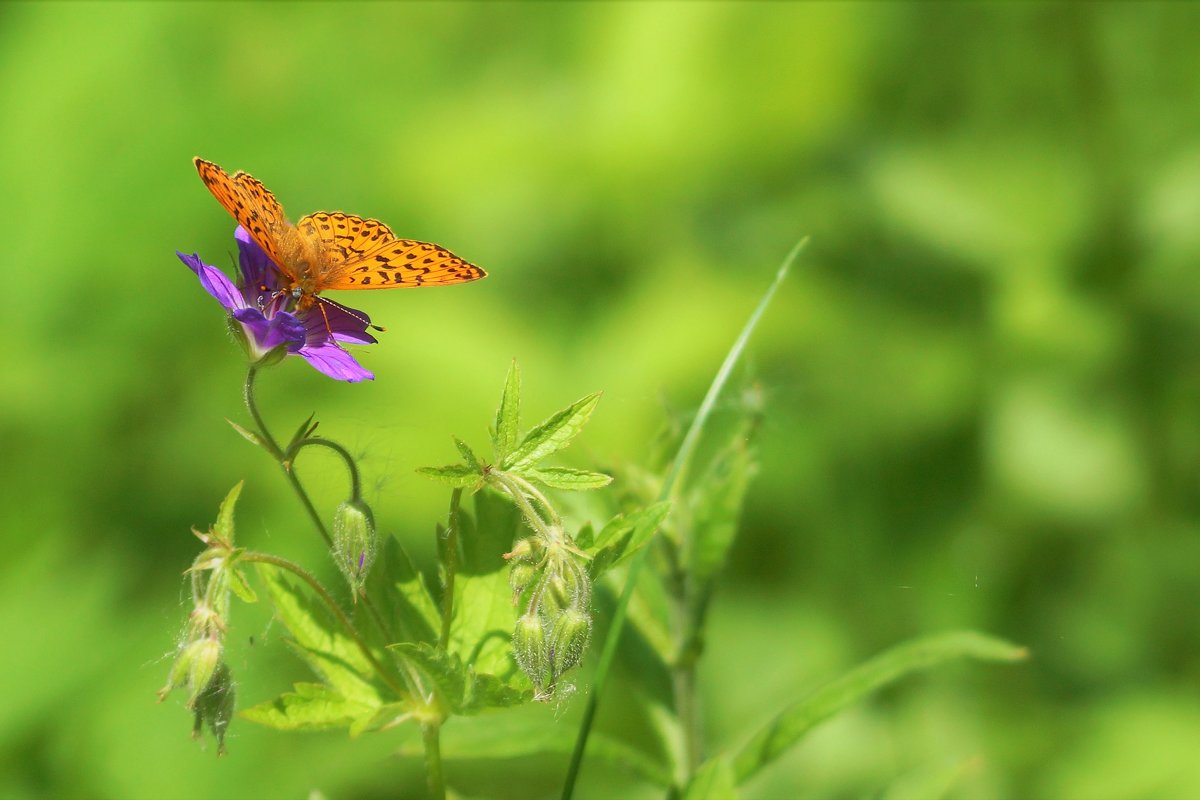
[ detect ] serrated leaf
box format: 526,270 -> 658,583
213,482 -> 243,542
391,642 -> 468,712
390,642 -> 530,715
258,564 -> 389,706
447,492 -> 523,675
493,360 -> 521,462
393,707 -> 673,787
689,439 -> 756,585
589,502 -> 671,579
349,701 -> 413,737
684,758 -> 738,800
226,419 -> 265,449
525,467 -> 613,491
731,631 -> 1028,785
455,437 -> 483,472
358,536 -> 440,647
240,682 -> 376,732
504,392 -> 601,472
416,464 -> 481,488
464,670 -> 530,712
227,566 -> 258,604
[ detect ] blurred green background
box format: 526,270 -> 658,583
3,2 -> 1200,797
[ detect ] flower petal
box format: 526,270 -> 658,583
297,342 -> 375,383
178,251 -> 246,312
232,308 -> 306,354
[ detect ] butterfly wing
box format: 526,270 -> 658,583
194,158 -> 289,272
298,211 -> 486,290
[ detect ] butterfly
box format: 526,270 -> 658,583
193,157 -> 486,311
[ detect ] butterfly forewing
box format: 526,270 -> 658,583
194,158 -> 289,270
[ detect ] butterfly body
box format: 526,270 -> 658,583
194,157 -> 485,310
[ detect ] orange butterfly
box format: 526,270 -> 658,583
194,157 -> 486,310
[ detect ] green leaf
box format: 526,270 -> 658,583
589,502 -> 671,579
390,642 -> 468,712
257,564 -> 387,706
880,756 -> 982,800
213,481 -> 243,542
684,758 -> 738,800
226,419 -> 265,449
240,682 -> 377,732
730,631 -> 1028,785
574,522 -> 596,550
392,707 -> 673,787
286,412 -> 318,451
417,464 -> 480,488
447,491 -> 524,676
226,565 -> 258,604
390,642 -> 531,715
349,701 -> 412,737
455,437 -> 483,472
358,536 -> 440,647
525,467 -> 613,491
504,392 -> 601,472
688,438 -> 756,584
493,360 -> 521,462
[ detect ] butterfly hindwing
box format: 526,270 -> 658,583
323,237 -> 487,289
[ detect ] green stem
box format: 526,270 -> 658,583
242,551 -> 405,697
287,437 -> 363,502
243,366 -> 333,548
421,721 -> 446,800
488,470 -> 555,540
504,472 -> 562,529
243,365 -> 283,459
438,489 -> 463,650
560,238 -> 806,800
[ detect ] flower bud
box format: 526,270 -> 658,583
192,662 -> 235,755
332,499 -> 377,595
512,613 -> 550,689
505,537 -> 544,564
509,560 -> 538,597
549,608 -> 592,679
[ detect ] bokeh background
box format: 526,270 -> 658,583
3,2 -> 1200,798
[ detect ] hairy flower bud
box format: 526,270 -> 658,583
192,661 -> 235,755
549,608 -> 592,680
512,613 -> 550,689
509,560 -> 538,597
332,499 -> 377,595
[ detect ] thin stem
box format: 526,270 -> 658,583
287,437 -> 363,501
243,366 -> 283,459
560,238 -> 806,800
439,489 -> 463,650
282,468 -> 334,549
421,721 -> 446,800
504,472 -> 562,529
241,551 -> 405,697
487,470 -> 555,540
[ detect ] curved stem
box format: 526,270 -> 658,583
243,366 -> 283,459
287,437 -> 362,502
438,489 -> 463,650
283,468 -> 334,549
242,551 -> 405,697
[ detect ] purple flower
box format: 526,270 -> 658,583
178,227 -> 376,382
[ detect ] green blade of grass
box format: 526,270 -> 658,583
731,630 -> 1028,785
560,238 -> 809,800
